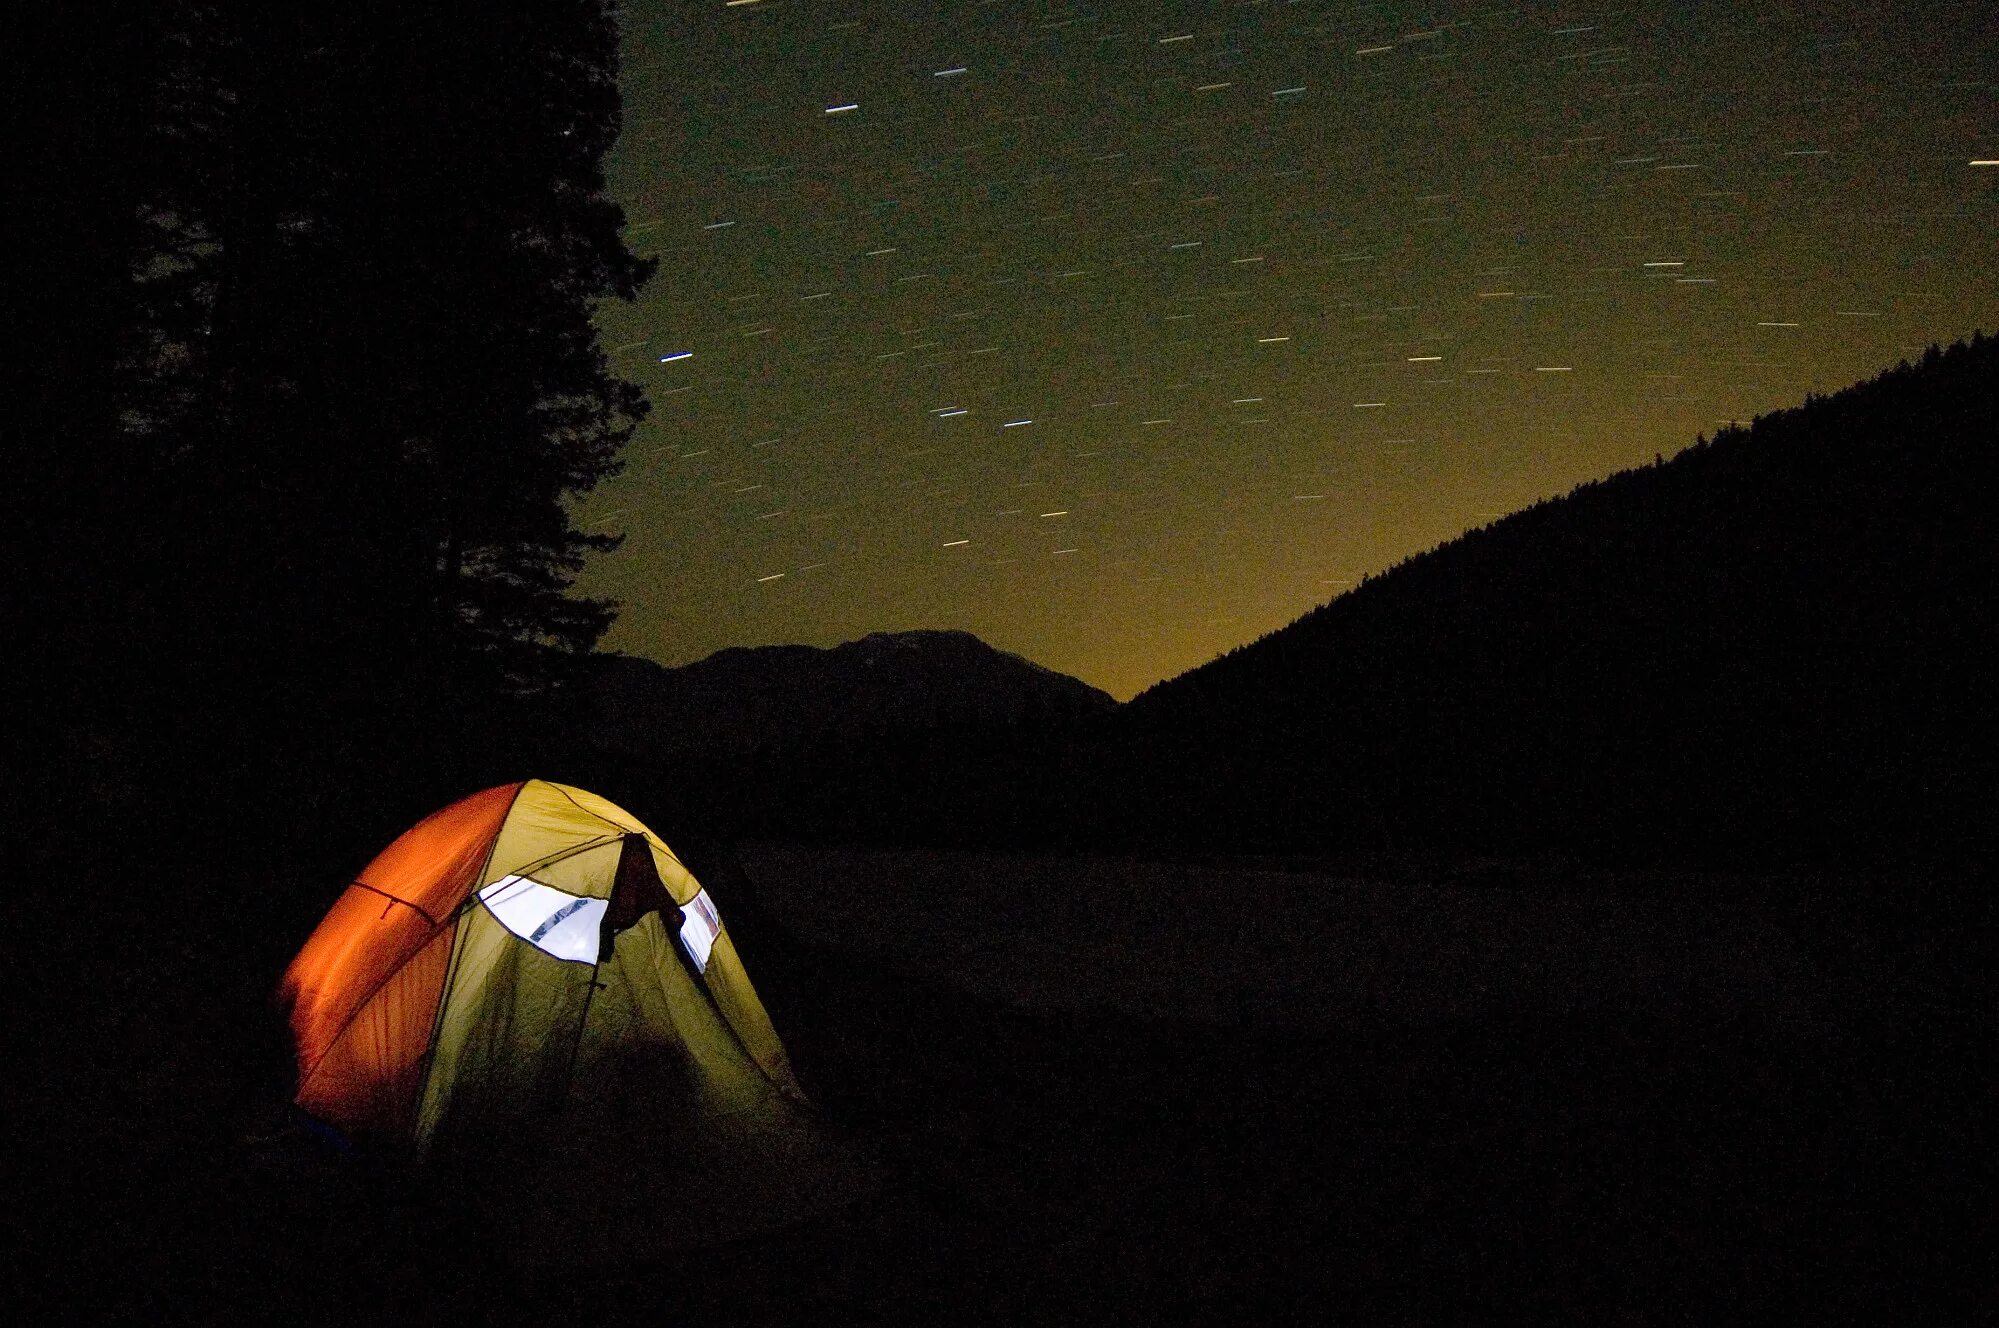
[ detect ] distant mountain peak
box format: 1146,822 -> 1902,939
585,629 -> 1115,757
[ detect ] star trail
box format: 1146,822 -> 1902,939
579,0 -> 1997,699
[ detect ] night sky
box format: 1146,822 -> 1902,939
577,0 -> 1996,700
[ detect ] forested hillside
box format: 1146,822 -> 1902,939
1111,336 -> 1995,864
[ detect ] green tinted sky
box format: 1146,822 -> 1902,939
577,0 -> 1996,699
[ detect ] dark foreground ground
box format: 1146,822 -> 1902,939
28,851 -> 1989,1324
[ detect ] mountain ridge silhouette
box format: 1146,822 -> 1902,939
1105,333 -> 1995,863
579,338 -> 1992,867
584,628 -> 1116,758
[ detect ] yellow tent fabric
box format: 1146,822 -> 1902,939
414,780 -> 805,1145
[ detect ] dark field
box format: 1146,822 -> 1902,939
39,851 -> 1988,1323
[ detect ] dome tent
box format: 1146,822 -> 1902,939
279,780 -> 857,1240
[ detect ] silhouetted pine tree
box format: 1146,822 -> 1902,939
19,1 -> 652,874
83,1 -> 651,794
14,2 -> 177,848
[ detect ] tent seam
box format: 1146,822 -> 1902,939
408,779 -> 532,1137
346,881 -> 439,925
297,783 -> 532,1090
546,780 -> 638,836
297,913 -> 455,1091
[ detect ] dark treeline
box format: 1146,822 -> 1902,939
1107,335 -> 1997,867
556,630 -> 1116,854
576,713 -> 1118,856
21,1 -> 651,906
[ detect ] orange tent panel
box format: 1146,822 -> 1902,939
295,919 -> 459,1136
279,782 -> 523,1123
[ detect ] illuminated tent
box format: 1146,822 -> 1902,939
279,780 -> 856,1241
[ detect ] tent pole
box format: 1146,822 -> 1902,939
559,953 -> 608,1117
557,833 -> 649,1114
